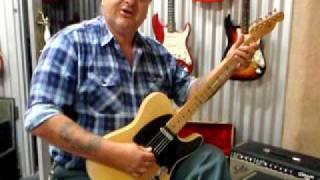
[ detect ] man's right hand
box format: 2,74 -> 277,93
106,142 -> 156,178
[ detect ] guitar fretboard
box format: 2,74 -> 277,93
241,0 -> 250,34
167,0 -> 176,32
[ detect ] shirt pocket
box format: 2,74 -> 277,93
146,74 -> 167,93
81,72 -> 123,115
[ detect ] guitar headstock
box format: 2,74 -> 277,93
248,10 -> 284,42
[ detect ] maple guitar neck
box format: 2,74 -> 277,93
167,35 -> 261,133
166,55 -> 239,133
166,10 -> 284,133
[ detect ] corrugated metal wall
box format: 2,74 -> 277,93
141,0 -> 293,146
0,0 -> 33,176
0,0 -> 293,177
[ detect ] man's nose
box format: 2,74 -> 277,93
124,0 -> 137,5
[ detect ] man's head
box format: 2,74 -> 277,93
101,0 -> 152,35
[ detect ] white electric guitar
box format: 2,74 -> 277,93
152,0 -> 194,73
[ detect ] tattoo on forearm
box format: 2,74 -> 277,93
60,122 -> 102,154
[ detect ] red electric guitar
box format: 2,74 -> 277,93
152,0 -> 194,73
223,0 -> 266,80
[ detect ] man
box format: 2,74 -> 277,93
25,0 -> 257,179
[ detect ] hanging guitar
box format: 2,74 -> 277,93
223,0 -> 266,80
86,11 -> 284,180
152,0 -> 194,73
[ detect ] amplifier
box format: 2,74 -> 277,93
230,141 -> 320,180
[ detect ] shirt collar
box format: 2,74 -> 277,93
99,16 -> 114,46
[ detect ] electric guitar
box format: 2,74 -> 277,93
86,11 -> 284,180
152,0 -> 194,73
223,0 -> 266,80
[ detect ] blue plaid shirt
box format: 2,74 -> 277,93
24,16 -> 194,169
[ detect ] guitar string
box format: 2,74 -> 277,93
150,133 -> 170,154
146,131 -> 163,147
146,130 -> 172,155
154,138 -> 170,155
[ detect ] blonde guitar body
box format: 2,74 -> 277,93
86,92 -> 203,180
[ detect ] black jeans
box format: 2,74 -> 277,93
52,165 -> 90,180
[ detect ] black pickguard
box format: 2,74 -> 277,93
134,114 -> 203,173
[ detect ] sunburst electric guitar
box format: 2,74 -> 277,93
152,0 -> 194,73
86,11 -> 284,180
224,0 -> 266,80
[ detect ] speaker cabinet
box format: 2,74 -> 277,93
0,98 -> 19,179
230,141 -> 320,180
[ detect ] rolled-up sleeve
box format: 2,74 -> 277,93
24,31 -> 77,131
24,104 -> 61,131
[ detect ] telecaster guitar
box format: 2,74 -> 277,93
223,0 -> 266,80
86,11 -> 284,180
152,0 -> 194,73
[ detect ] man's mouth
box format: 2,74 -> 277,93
120,7 -> 134,17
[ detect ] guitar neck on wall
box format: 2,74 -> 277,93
224,0 -> 267,80
152,0 -> 194,73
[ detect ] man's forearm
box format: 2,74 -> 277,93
31,114 -> 155,173
32,114 -> 107,163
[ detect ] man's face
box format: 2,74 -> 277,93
102,0 -> 151,34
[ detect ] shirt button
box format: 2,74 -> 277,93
101,79 -> 108,87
